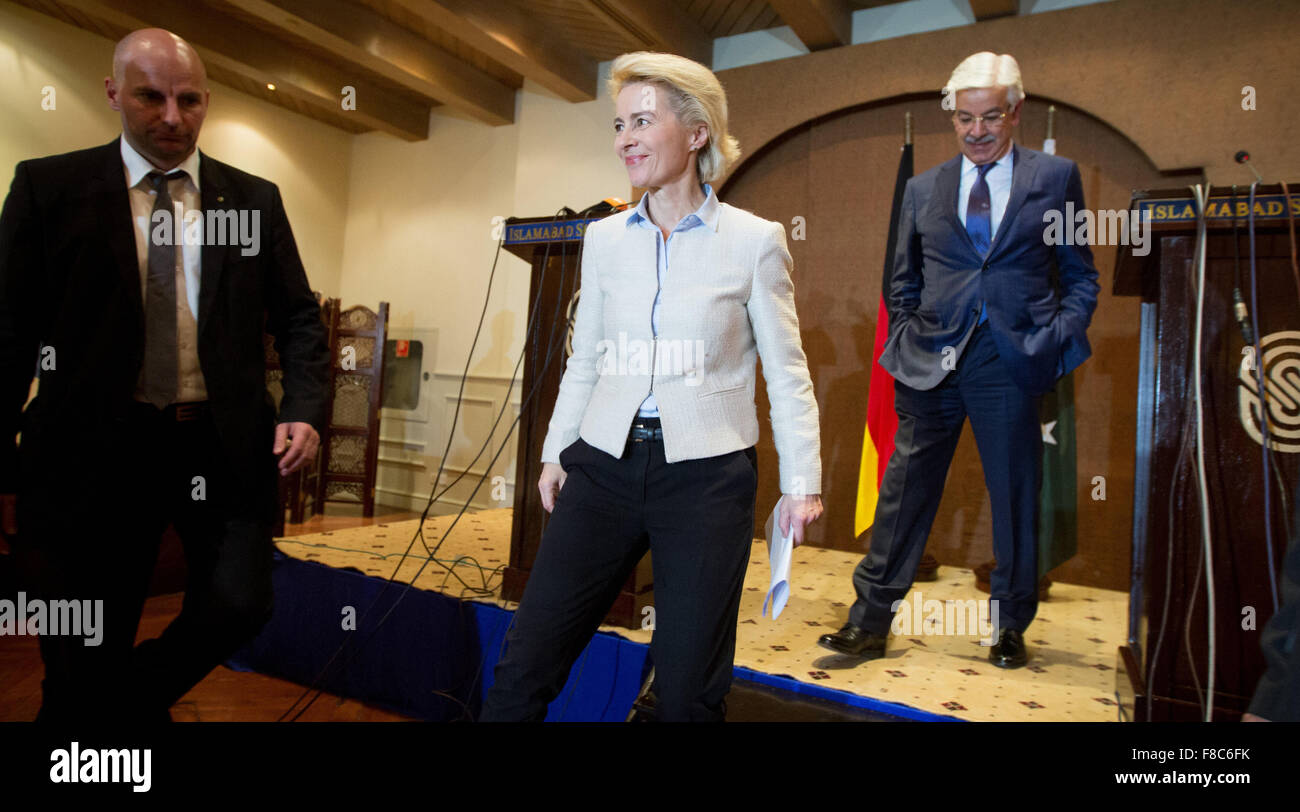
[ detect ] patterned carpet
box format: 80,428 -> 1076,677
275,507 -> 1125,722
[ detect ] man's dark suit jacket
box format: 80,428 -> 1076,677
0,138 -> 329,524
878,144 -> 1100,396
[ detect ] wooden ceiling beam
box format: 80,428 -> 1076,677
217,0 -> 515,126
969,0 -> 1019,22
767,0 -> 853,51
54,0 -> 431,140
386,0 -> 597,103
580,0 -> 713,66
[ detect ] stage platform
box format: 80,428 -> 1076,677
231,508 -> 1126,722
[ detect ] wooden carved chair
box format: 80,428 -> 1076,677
267,296 -> 339,535
315,302 -> 389,517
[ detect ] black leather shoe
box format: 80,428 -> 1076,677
817,624 -> 887,659
989,628 -> 1028,668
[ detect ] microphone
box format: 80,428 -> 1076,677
1235,150 -> 1264,183
581,197 -> 629,216
1227,172 -> 1256,346
1233,287 -> 1254,344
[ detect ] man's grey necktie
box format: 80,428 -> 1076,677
142,169 -> 182,408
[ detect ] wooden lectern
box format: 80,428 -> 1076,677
1115,184 -> 1300,720
500,211 -> 654,630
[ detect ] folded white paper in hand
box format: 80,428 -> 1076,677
762,496 -> 794,619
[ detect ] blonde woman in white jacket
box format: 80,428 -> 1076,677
481,52 -> 822,722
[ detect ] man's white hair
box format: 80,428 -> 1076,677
943,52 -> 1024,108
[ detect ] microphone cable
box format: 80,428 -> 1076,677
1232,185 -> 1291,608
1246,182 -> 1282,613
280,206 -> 581,720
1189,182 -> 1217,721
289,201 -> 620,721
1146,268 -> 1200,721
477,200 -> 626,719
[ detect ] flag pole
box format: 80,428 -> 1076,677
855,111 -> 913,543
1037,101 -> 1077,581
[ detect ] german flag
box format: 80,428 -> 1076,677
855,140 -> 912,538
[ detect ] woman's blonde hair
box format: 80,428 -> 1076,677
607,51 -> 741,183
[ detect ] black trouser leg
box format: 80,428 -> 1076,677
25,407 -> 274,721
960,330 -> 1043,633
24,517 -> 163,722
130,413 -> 274,714
846,324 -> 1042,635
481,434 -> 758,722
480,438 -> 650,721
848,373 -> 965,633
644,443 -> 757,721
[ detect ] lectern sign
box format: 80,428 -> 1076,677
1239,330 -> 1300,453
503,217 -> 602,246
1134,192 -> 1300,223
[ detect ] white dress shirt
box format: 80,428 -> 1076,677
957,141 -> 1014,242
121,137 -> 208,402
627,183 -> 719,418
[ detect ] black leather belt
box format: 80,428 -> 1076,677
132,399 -> 211,422
169,401 -> 210,422
628,418 -> 663,443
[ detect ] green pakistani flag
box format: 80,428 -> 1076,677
1038,127 -> 1078,578
1038,370 -> 1077,577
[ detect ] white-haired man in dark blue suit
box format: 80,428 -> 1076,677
820,52 -> 1099,668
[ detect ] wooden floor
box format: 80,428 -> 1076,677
0,506 -> 427,722
1,502 -> 900,722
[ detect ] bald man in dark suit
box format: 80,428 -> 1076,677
0,29 -> 328,720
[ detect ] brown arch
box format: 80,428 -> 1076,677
720,90 -> 1170,198
714,0 -> 1298,188
719,91 -> 1176,591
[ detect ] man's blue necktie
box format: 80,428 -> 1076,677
966,162 -> 994,325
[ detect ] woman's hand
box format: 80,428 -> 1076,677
538,462 -> 567,513
779,493 -> 823,546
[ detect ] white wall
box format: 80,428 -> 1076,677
339,71 -> 627,376
343,72 -> 629,512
